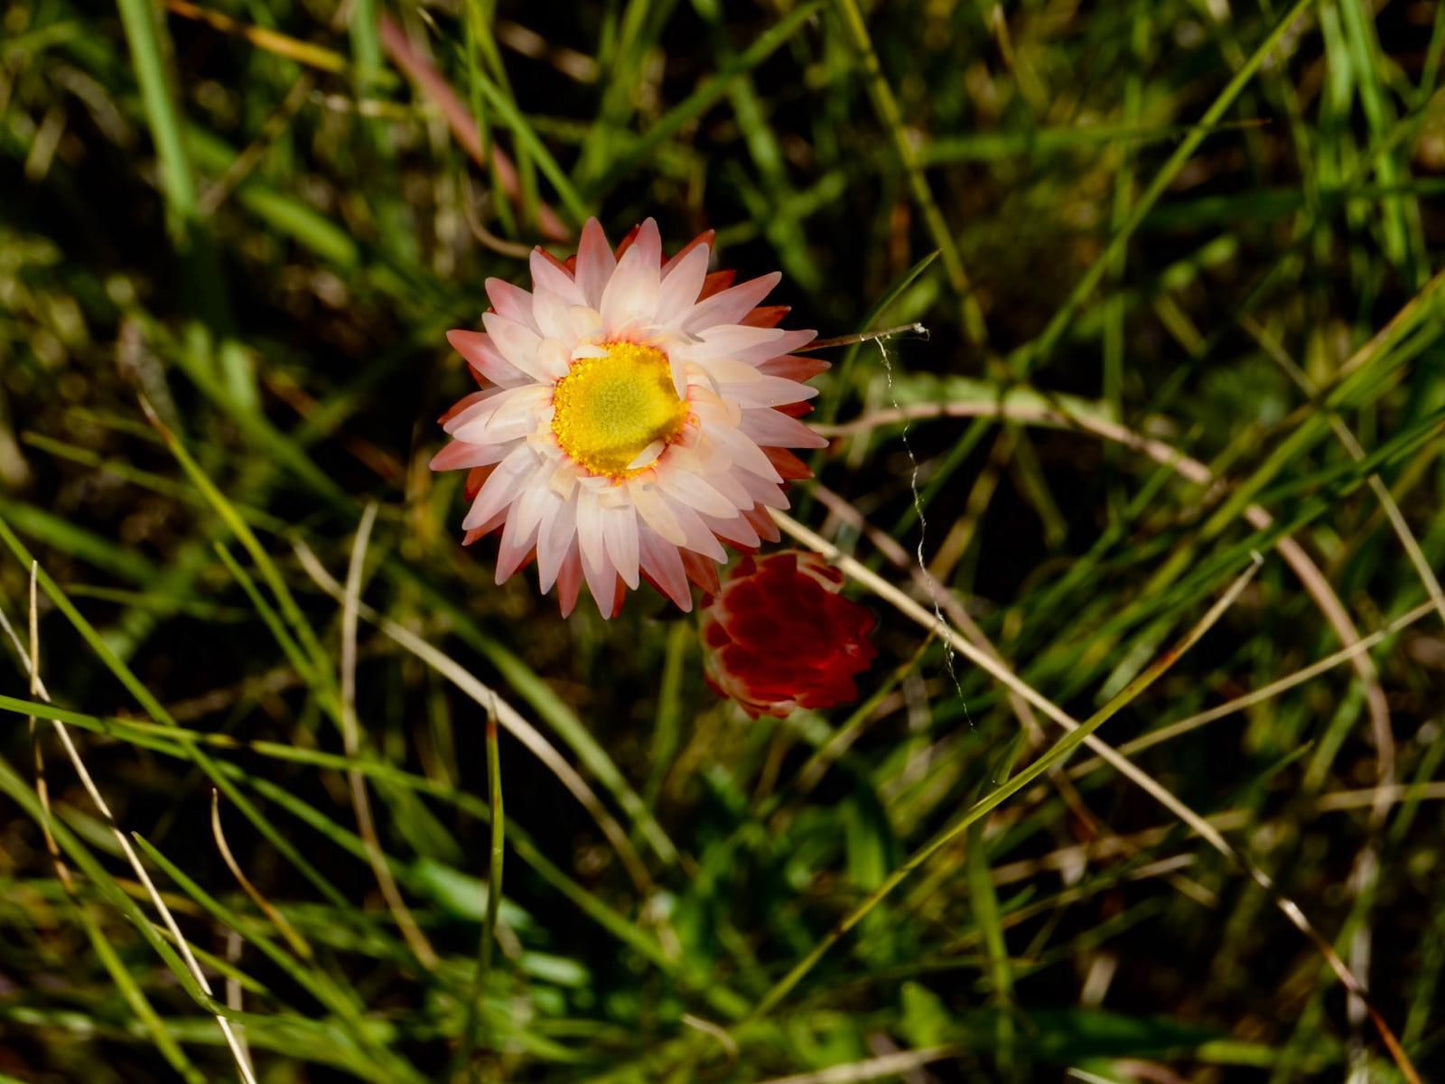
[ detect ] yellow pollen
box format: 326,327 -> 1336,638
551,342 -> 687,478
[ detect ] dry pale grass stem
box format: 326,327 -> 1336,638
0,566 -> 258,1083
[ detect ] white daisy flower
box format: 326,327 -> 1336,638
432,218 -> 829,617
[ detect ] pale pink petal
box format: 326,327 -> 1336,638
639,529 -> 692,611
566,305 -> 604,342
535,338 -> 573,380
725,376 -> 820,409
447,331 -> 532,387
687,387 -> 744,429
536,498 -> 577,593
442,387 -> 513,437
430,440 -> 511,471
575,218 -> 616,307
450,385 -> 549,444
693,461 -> 752,508
658,467 -> 739,519
680,550 -> 721,595
690,325 -> 817,367
574,489 -> 608,577
463,445 -> 538,529
691,356 -> 768,389
743,504 -> 782,543
739,408 -> 829,448
485,279 -> 538,330
630,482 -> 687,547
656,243 -> 710,321
661,229 -> 714,275
464,506 -> 509,543
556,543 -> 584,617
705,425 -> 784,482
602,506 -> 640,589
702,510 -> 761,549
683,272 -> 780,332
734,469 -> 789,509
440,388 -> 496,427
758,354 -> 829,382
688,324 -> 781,358
530,286 -> 577,342
510,484 -> 552,547
530,248 -> 586,306
669,502 -> 727,561
572,341 -> 609,361
629,218 -> 662,267
579,537 -> 618,617
495,500 -> 541,582
668,352 -> 690,398
600,219 -> 661,331
545,460 -> 580,502
482,313 -> 554,383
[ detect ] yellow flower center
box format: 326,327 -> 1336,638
551,341 -> 688,478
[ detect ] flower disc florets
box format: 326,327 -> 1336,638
550,342 -> 687,478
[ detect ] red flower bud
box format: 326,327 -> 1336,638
701,551 -> 878,718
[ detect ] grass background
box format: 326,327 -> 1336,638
2,0 -> 1445,1080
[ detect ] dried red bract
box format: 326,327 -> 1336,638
701,551 -> 877,717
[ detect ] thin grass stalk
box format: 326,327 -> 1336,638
457,705 -> 504,1078
830,0 -> 987,345
0,604 -> 202,1081
209,792 -> 312,960
0,569 -> 257,1081
341,503 -> 439,968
